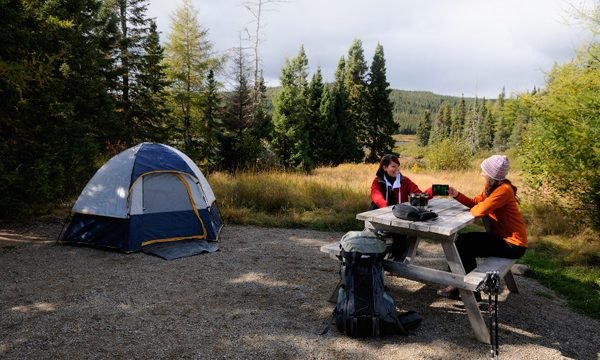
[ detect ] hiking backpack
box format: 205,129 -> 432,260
332,231 -> 414,337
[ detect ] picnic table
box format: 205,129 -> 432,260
320,197 -> 519,343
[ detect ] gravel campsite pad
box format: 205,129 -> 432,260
1,222 -> 598,359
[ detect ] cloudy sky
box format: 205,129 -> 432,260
147,0 -> 595,98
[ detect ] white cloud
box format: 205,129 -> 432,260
148,0 -> 594,97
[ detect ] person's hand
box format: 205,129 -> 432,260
448,186 -> 459,198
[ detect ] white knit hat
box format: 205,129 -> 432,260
480,155 -> 510,180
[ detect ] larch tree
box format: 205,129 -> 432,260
365,43 -> 395,163
164,0 -> 219,157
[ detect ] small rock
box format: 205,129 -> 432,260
511,263 -> 529,275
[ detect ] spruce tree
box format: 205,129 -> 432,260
109,0 -> 169,145
463,99 -> 481,154
365,43 -> 395,163
478,99 -> 494,150
134,20 -> 171,142
318,85 -> 341,165
331,56 -> 360,163
221,42 -> 253,170
202,69 -> 224,172
271,46 -> 312,171
344,39 -> 369,161
430,102 -> 451,144
306,67 -> 325,164
493,88 -> 509,150
450,95 -> 466,138
416,110 -> 432,146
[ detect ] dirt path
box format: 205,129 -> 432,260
0,222 -> 598,359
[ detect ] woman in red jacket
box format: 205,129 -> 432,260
437,155 -> 528,299
370,154 -> 431,260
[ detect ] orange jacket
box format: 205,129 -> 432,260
454,183 -> 527,248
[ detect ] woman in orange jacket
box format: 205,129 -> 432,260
370,154 -> 431,260
437,155 -> 527,299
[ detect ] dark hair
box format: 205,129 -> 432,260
376,154 -> 400,177
485,178 -> 519,203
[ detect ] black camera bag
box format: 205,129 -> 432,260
392,204 -> 438,221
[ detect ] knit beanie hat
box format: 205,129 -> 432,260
480,155 -> 510,180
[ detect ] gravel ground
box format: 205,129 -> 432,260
1,221 -> 599,360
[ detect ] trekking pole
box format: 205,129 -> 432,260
494,291 -> 499,358
476,271 -> 501,360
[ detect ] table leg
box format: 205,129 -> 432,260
504,271 -> 520,294
441,236 -> 491,344
403,235 -> 420,264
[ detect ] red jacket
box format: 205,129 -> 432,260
370,175 -> 432,208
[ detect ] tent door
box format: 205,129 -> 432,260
131,172 -> 207,246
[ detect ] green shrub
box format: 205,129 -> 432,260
424,139 -> 471,171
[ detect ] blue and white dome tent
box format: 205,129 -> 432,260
61,143 -> 223,252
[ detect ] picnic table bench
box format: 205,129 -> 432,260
320,198 -> 519,343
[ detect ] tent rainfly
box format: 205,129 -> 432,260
61,143 -> 223,252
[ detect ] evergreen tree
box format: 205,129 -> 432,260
479,102 -> 494,150
164,0 -> 219,156
478,99 -> 494,150
201,69 -> 224,172
493,88 -> 510,150
271,46 -> 312,170
450,95 -> 466,138
463,99 -> 481,154
344,39 -> 369,161
221,42 -> 253,170
318,85 -> 341,165
331,56 -> 360,163
0,0 -> 118,216
134,20 -> 171,142
507,93 -> 534,148
250,73 -> 274,169
306,67 -> 325,164
430,102 -> 451,144
416,110 -> 432,146
108,0 -> 169,145
365,43 -> 395,163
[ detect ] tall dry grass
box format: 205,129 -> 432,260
209,163 -> 516,231
209,162 -> 597,263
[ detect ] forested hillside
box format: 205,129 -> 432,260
266,87 -> 474,134
390,90 -> 475,134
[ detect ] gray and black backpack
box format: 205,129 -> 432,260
323,231 -> 421,337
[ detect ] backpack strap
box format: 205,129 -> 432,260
319,308 -> 336,335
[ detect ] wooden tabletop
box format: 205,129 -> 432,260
356,198 -> 474,237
